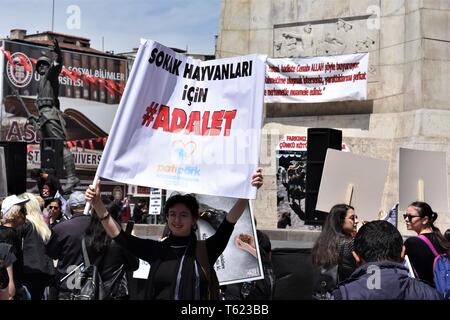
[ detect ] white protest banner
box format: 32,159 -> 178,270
96,40 -> 266,199
264,53 -> 368,103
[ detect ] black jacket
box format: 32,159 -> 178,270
338,238 -> 357,282
404,233 -> 447,284
114,219 -> 235,300
19,221 -> 55,276
0,226 -> 23,287
332,261 -> 443,300
87,240 -> 139,286
45,214 -> 91,277
0,243 -> 16,290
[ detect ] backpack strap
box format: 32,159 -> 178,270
195,240 -> 220,300
417,234 -> 440,257
81,237 -> 91,267
81,237 -> 106,270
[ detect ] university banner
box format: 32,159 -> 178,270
0,39 -> 126,178
264,53 -> 368,103
97,39 -> 266,199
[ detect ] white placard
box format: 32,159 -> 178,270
97,39 -> 266,199
265,53 -> 368,103
399,148 -> 449,212
316,149 -> 389,222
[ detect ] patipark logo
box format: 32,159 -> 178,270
172,139 -> 197,162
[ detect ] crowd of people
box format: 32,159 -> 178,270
0,167 -> 449,300
312,202 -> 450,300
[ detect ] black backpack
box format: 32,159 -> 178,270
312,264 -> 339,300
69,238 -> 106,300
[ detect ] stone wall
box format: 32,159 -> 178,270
217,0 -> 450,233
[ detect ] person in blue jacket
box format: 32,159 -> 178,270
332,220 -> 443,300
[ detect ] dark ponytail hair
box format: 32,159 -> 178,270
409,201 -> 450,251
85,202 -> 121,254
311,204 -> 354,268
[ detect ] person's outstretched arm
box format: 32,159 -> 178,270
225,168 -> 263,224
85,182 -> 161,262
85,181 -> 121,238
51,39 -> 63,66
206,168 -> 264,264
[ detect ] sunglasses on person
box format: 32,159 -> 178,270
48,206 -> 60,210
403,214 -> 421,222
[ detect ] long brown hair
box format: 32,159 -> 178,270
311,204 -> 354,268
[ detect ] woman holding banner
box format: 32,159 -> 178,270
85,168 -> 263,300
404,201 -> 450,284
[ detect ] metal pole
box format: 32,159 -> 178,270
52,0 -> 55,32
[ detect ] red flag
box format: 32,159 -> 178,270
70,69 -> 88,85
102,137 -> 108,147
116,82 -> 125,91
1,49 -> 15,68
61,68 -> 78,82
97,78 -> 115,95
17,54 -> 32,72
105,80 -> 123,95
105,79 -> 118,90
88,139 -> 94,150
67,141 -> 73,149
83,74 -> 98,87
80,140 -> 86,152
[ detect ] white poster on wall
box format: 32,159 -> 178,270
265,53 -> 368,103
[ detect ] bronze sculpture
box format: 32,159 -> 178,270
34,39 -> 79,192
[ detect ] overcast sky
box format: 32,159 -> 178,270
0,0 -> 221,54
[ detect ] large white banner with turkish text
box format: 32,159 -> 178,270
265,53 -> 368,103
97,39 -> 266,199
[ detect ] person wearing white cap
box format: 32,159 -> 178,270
0,195 -> 29,299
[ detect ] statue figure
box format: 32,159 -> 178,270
34,39 -> 80,193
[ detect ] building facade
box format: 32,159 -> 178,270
217,0 -> 450,234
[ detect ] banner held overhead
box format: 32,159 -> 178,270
97,39 -> 266,199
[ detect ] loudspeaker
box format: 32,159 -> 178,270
272,248 -> 320,300
0,141 -> 27,195
305,128 -> 342,225
40,138 -> 64,178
